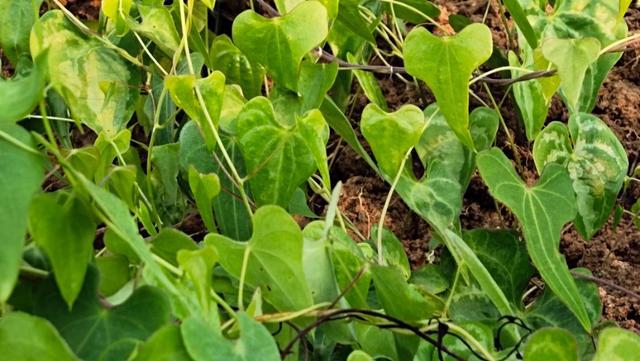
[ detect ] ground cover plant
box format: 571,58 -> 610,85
1,0 -> 640,359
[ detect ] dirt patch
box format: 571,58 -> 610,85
562,218 -> 640,332
59,0 -> 101,20
337,176 -> 431,267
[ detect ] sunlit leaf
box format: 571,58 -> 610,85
232,1 -> 328,91
404,24 -> 493,149
0,312 -> 78,361
206,206 -> 314,312
523,328 -> 578,361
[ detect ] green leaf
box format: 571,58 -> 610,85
0,0 -> 42,63
361,103 -> 425,177
533,114 -> 628,239
188,167 -> 221,233
532,121 -> 573,172
404,24 -> 493,149
166,72 -> 226,150
508,52 -> 549,141
302,222 -> 340,303
178,246 -> 219,322
12,267 -> 171,361
336,0 -> 376,44
463,229 -> 534,307
29,192 -> 97,308
619,0 -> 633,20
205,206 -> 314,312
594,327 -> 640,361
150,228 -> 198,266
131,324 -> 193,361
523,328 -> 578,361
102,0 -> 133,36
178,121 -> 252,241
0,54 -> 47,123
298,61 -> 339,113
370,226 -> 411,280
75,174 -> 186,304
128,2 -> 181,56
330,228 -> 372,309
347,350 -> 374,361
236,97 -> 323,207
151,143 -> 181,206
95,254 -> 131,296
503,0 -> 538,48
210,35 -> 264,99
320,96 -> 378,171
232,1 -> 328,91
371,265 -> 443,322
181,313 -> 281,361
32,10 -> 140,136
386,0 -> 440,24
347,53 -> 387,111
0,312 -> 78,361
542,37 -> 601,112
0,124 -> 43,302
477,148 -> 591,331
525,269 -> 601,357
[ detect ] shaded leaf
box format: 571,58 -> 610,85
0,124 -> 43,302
0,0 -> 42,63
131,324 -> 193,361
210,35 -> 263,99
12,267 -> 171,361
0,54 -> 47,123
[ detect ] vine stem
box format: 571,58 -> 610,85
179,0 -> 254,218
237,246 -> 251,311
376,148 -> 413,264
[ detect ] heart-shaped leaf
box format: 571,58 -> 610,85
0,312 -> 78,361
533,114 -> 628,239
166,71 -> 226,150
205,206 -> 314,313
31,11 -> 140,136
232,1 -> 328,91
404,23 -> 493,149
542,37 -> 601,112
361,103 -> 425,177
523,328 -> 578,361
210,35 -> 264,99
236,97 -> 325,207
594,327 -> 640,361
477,148 -> 591,331
0,124 -> 43,302
29,192 -> 97,308
181,313 -> 281,361
102,0 -> 133,36
11,266 -> 171,361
